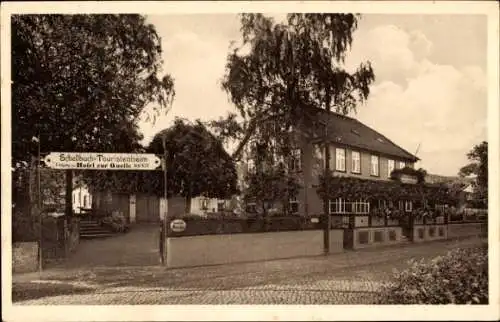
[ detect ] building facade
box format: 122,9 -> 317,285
240,107 -> 420,217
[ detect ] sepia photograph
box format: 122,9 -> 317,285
1,1 -> 499,321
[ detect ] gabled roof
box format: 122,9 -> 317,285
305,106 -> 419,162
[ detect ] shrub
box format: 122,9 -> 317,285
12,210 -> 37,242
378,245 -> 488,304
101,211 -> 129,233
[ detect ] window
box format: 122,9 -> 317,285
329,199 -> 369,214
199,198 -> 209,210
351,151 -> 361,173
83,196 -> 88,208
217,200 -> 225,212
370,155 -> 379,176
398,161 -> 406,169
405,201 -> 413,212
289,196 -> 299,214
335,148 -> 346,171
329,198 -> 345,214
289,148 -> 302,172
353,200 -> 370,214
388,159 -> 395,177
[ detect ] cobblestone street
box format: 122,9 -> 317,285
12,237 -> 485,305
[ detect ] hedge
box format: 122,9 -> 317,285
166,215 -> 323,237
377,244 -> 488,304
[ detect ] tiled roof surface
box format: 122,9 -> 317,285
306,107 -> 419,162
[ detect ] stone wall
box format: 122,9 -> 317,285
412,224 -> 448,243
349,226 -> 403,249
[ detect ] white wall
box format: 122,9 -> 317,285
72,185 -> 92,213
190,196 -> 218,215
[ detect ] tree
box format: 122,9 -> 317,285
459,141 -> 488,207
219,13 -> 375,160
147,119 -> 239,213
214,14 -> 375,229
12,14 -> 174,162
11,14 -> 174,230
241,140 -> 301,216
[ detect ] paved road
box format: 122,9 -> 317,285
12,237 -> 485,305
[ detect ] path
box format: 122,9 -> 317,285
46,224 -> 161,269
12,237 -> 486,304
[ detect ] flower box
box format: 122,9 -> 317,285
387,218 -> 399,226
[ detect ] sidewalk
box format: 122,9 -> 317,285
12,236 -> 486,304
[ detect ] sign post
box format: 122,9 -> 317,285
43,152 -> 161,170
161,136 -> 168,266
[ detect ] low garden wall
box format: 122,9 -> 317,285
348,226 -> 403,249
13,242 -> 39,273
161,212 -> 487,268
412,224 -> 448,243
448,222 -> 487,239
166,229 -> 343,268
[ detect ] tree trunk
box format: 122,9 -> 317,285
323,99 -> 332,255
185,195 -> 192,214
65,170 -> 73,222
185,183 -> 192,214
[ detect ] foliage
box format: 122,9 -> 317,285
378,245 -> 488,304
459,141 -> 488,207
12,208 -> 38,242
101,211 -> 128,233
207,112 -> 246,147
219,13 -> 375,161
12,14 -> 175,229
317,172 -> 457,205
12,14 -> 174,164
243,164 -> 301,216
82,119 -> 239,207
148,119 -> 239,212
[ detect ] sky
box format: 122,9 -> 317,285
138,14 -> 487,177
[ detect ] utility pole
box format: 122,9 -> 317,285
32,135 -> 43,273
161,135 -> 168,266
320,121 -> 331,255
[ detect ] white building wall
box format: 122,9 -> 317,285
72,185 -> 92,213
